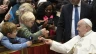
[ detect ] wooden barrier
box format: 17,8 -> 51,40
0,43 -> 58,54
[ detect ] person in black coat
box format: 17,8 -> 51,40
91,0 -> 96,31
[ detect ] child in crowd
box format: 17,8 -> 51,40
1,22 -> 32,50
11,3 -> 38,33
17,11 -> 49,41
0,13 -> 11,40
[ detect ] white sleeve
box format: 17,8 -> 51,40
50,41 -> 67,54
88,44 -> 96,53
50,36 -> 79,54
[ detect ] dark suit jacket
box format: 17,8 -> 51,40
55,1 -> 92,42
91,0 -> 96,31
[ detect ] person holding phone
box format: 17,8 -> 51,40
0,0 -> 9,22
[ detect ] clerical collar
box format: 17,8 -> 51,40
84,30 -> 93,36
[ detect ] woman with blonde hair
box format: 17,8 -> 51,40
9,3 -> 33,22
16,3 -> 33,16
16,3 -> 34,24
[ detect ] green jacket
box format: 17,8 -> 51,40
17,24 -> 42,40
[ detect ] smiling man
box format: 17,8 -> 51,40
39,18 -> 96,54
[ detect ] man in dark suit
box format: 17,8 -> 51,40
91,0 -> 96,32
55,0 -> 92,42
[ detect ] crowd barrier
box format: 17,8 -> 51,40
0,43 -> 59,54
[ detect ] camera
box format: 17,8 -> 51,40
48,18 -> 53,25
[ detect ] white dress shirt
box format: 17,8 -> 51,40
71,1 -> 81,38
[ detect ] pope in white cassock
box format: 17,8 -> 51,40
38,18 -> 96,54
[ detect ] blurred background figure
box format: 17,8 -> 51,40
36,1 -> 59,39
87,0 -> 93,5
82,0 -> 93,5
0,0 -> 9,22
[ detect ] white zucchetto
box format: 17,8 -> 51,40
82,18 -> 92,27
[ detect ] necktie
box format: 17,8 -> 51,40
74,5 -> 79,35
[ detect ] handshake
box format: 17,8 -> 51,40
26,28 -> 49,47
26,36 -> 52,47
38,36 -> 53,45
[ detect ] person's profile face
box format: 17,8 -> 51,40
77,21 -> 87,37
25,20 -> 35,28
69,0 -> 80,5
8,30 -> 17,38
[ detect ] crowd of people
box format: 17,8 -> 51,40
0,0 -> 96,54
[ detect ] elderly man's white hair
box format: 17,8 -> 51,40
82,18 -> 92,27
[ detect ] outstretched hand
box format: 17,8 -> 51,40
4,13 -> 11,21
41,28 -> 49,37
38,37 -> 53,45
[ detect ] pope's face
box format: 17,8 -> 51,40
77,20 -> 87,37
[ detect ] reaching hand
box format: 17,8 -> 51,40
41,28 -> 49,37
38,36 -> 53,45
44,39 -> 53,45
42,20 -> 48,28
4,13 -> 11,21
26,41 -> 32,47
38,36 -> 45,41
43,30 -> 49,38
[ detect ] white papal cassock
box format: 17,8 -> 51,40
50,30 -> 96,54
